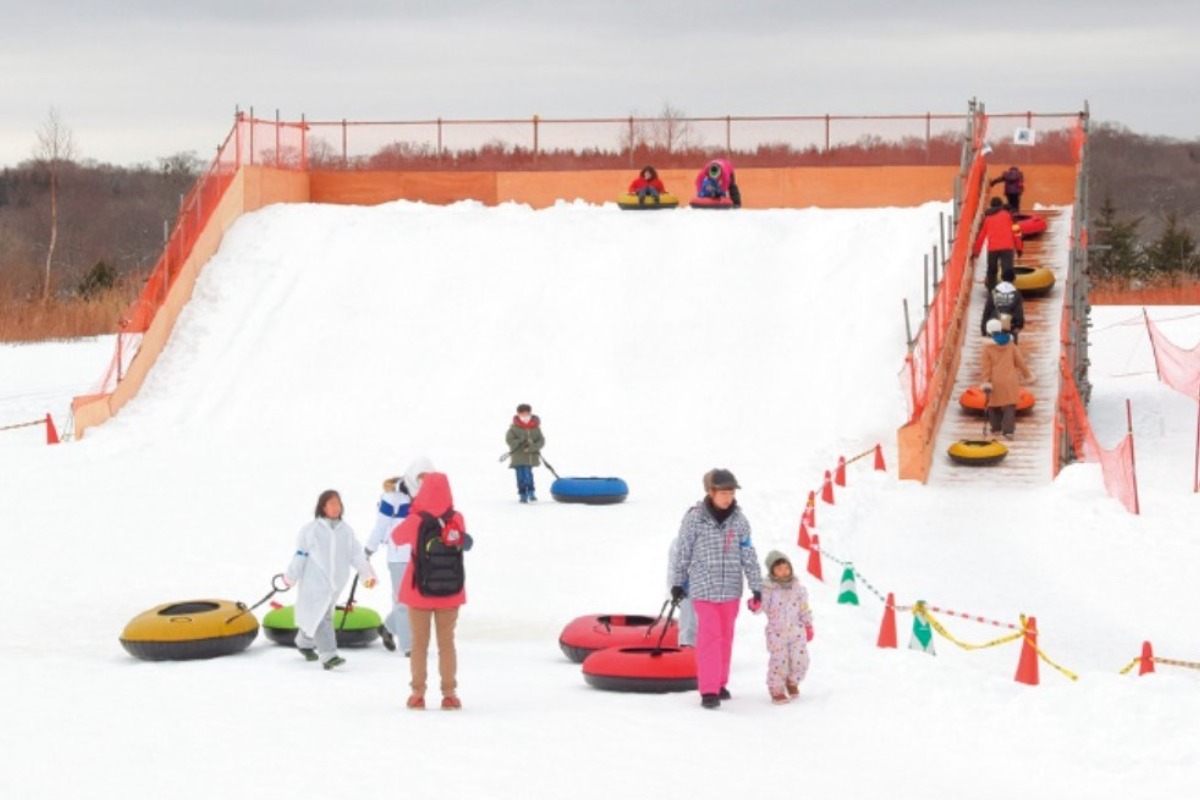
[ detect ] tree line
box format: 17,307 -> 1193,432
0,120 -> 1196,340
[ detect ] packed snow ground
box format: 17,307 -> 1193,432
2,200 -> 1199,799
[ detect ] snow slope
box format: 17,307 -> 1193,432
1,200 -> 1198,800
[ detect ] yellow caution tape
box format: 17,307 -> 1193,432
922,607 -> 1024,651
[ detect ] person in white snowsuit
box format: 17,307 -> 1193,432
667,536 -> 697,647
284,489 -> 377,669
757,550 -> 813,704
364,457 -> 433,656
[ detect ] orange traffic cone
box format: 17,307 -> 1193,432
802,491 -> 816,528
877,592 -> 898,648
806,534 -> 823,581
796,521 -> 812,550
1138,641 -> 1156,676
1015,615 -> 1040,686
873,443 -> 886,471
45,413 -> 60,445
834,456 -> 847,487
821,471 -> 835,504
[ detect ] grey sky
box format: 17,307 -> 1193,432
2,1 -> 1196,167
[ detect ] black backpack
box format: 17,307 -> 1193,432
413,509 -> 465,597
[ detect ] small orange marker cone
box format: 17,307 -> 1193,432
45,413 -> 60,445
834,456 -> 847,487
1138,641 -> 1156,676
806,534 -> 823,581
796,521 -> 811,550
1015,615 -> 1040,686
821,471 -> 835,504
873,443 -> 886,471
877,592 -> 897,648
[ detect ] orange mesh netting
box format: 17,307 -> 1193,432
1058,356 -> 1139,514
1144,312 -> 1200,399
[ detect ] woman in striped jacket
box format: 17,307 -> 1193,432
669,468 -> 764,709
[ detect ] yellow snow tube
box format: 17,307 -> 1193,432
617,192 -> 679,210
120,599 -> 259,661
1013,266 -> 1055,296
947,439 -> 1009,466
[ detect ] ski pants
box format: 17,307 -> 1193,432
677,597 -> 697,648
766,631 -> 810,694
987,405 -> 1017,436
385,561 -> 413,653
693,599 -> 740,696
408,607 -> 459,697
514,465 -> 535,499
296,604 -> 338,662
985,250 -> 1016,290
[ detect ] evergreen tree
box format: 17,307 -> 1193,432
1091,195 -> 1146,278
1145,212 -> 1200,276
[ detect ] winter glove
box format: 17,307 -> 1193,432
363,577 -> 377,589
364,547 -> 375,558
747,590 -> 763,613
670,585 -> 686,602
806,625 -> 815,642
981,382 -> 993,394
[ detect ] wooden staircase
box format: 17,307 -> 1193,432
927,207 -> 1071,486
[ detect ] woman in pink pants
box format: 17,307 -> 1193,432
669,469 -> 764,709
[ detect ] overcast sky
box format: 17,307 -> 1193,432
2,1 -> 1196,168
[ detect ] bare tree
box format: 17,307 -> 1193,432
647,103 -> 695,153
33,107 -> 77,301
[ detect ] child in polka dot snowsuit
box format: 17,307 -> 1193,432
759,550 -> 813,704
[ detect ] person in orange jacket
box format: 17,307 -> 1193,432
972,197 -> 1024,291
628,165 -> 666,205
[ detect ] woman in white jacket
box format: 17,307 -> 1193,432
284,489 -> 377,670
363,457 -> 433,656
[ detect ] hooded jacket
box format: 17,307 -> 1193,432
506,415 -> 544,467
285,517 -> 375,635
391,472 -> 468,609
761,552 -> 813,642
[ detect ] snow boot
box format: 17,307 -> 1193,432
322,655 -> 346,670
441,695 -> 462,710
298,648 -> 319,662
700,694 -> 721,709
379,625 -> 396,652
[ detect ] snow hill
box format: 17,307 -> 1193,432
1,200 -> 1198,799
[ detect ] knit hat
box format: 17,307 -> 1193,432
703,468 -> 740,491
765,550 -> 790,571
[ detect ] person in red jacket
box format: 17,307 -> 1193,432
972,197 -> 1024,290
391,471 -> 470,710
628,165 -> 666,205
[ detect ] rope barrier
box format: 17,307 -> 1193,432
0,418 -> 48,433
1119,656 -> 1200,675
924,604 -> 1022,631
919,604 -> 1025,651
1019,615 -> 1079,682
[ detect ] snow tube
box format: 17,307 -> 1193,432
1013,266 -> 1055,296
959,386 -> 1035,415
617,192 -> 679,210
1013,212 -> 1047,238
559,613 -> 679,663
550,476 -> 629,505
689,196 -> 736,210
582,646 -> 698,693
120,599 -> 259,661
947,439 -> 1009,466
261,604 -> 383,648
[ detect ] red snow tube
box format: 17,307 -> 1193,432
582,646 -> 698,693
1013,212 -> 1047,238
558,613 -> 678,663
960,385 -> 1035,414
689,196 -> 736,210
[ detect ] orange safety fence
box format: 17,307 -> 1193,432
900,118 -> 987,422
1058,356 -> 1139,514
